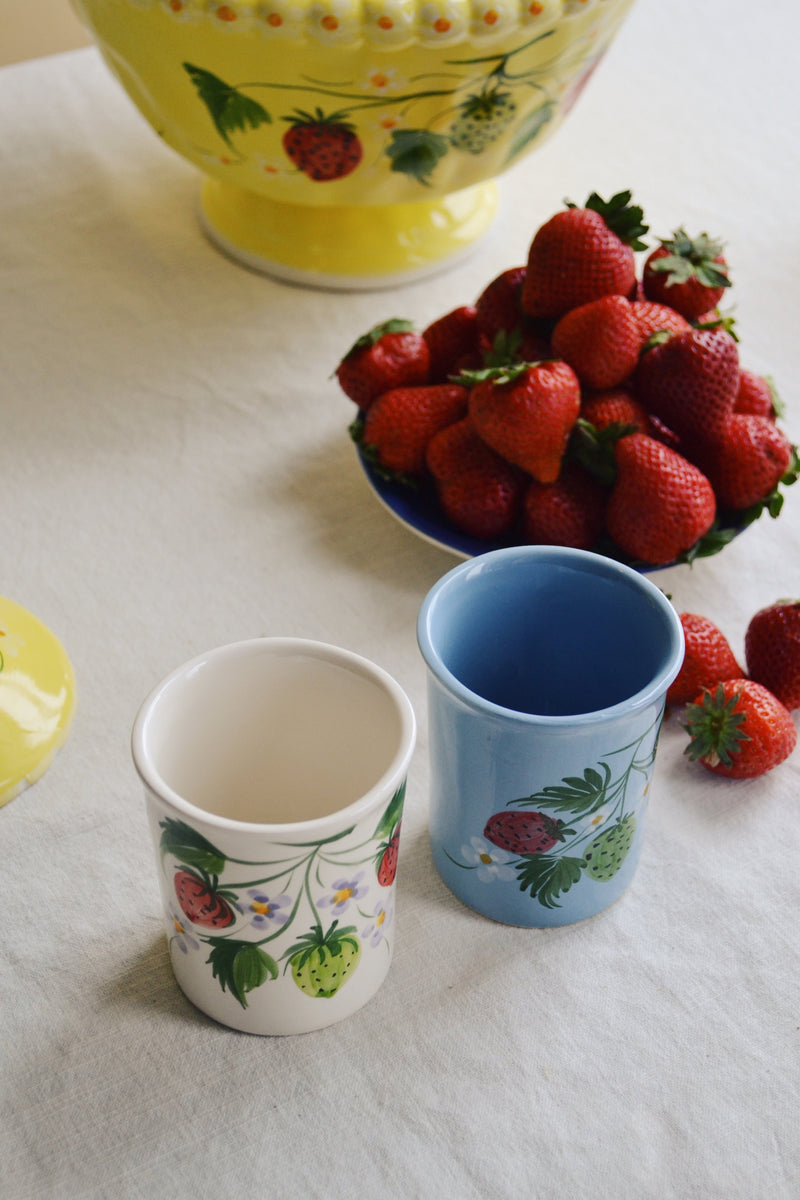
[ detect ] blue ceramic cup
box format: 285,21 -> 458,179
417,547 -> 684,927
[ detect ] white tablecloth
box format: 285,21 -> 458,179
2,2 -> 799,1196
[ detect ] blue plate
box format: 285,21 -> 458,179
355,448 -> 750,572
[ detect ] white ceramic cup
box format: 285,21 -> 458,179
132,638 -> 416,1035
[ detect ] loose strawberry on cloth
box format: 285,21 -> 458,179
682,680 -> 797,779
666,613 -> 743,707
745,601 -> 800,711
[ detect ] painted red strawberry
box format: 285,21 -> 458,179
745,601 -> 800,711
697,413 -> 793,511
682,680 -> 796,779
734,369 -> 779,420
551,294 -> 642,389
642,229 -> 731,320
336,319 -> 430,410
522,462 -> 607,550
521,189 -> 648,319
426,416 -> 527,540
354,382 -> 468,477
605,433 -> 716,565
667,613 -> 743,707
376,823 -> 401,886
422,306 -> 480,382
632,327 -> 740,450
174,870 -> 236,929
630,299 -> 691,342
467,360 -> 581,483
282,108 -> 362,181
484,810 -> 571,855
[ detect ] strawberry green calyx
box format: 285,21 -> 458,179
649,229 -> 731,290
567,417 -> 632,487
282,106 -> 356,134
691,311 -> 739,341
682,684 -> 750,768
566,189 -> 649,250
344,318 -> 415,359
453,360 -> 542,388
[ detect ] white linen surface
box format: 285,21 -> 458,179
1,1 -> 799,1196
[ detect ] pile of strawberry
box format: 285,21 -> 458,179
335,190 -> 797,567
669,601 -> 800,779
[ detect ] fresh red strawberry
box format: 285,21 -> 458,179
521,189 -> 648,319
745,601 -> 800,711
484,809 -> 571,855
336,319 -> 430,410
475,267 -> 527,343
282,108 -> 362,181
579,389 -> 649,435
174,870 -> 236,929
426,417 -> 527,539
642,229 -> 731,320
666,613 -> 744,706
697,413 -> 793,511
630,299 -> 691,341
605,433 -> 716,565
522,462 -> 607,550
551,294 -> 642,389
467,360 -> 581,483
355,383 -> 467,476
422,306 -> 480,382
632,327 -> 740,450
682,680 -> 796,779
734,369 -> 779,420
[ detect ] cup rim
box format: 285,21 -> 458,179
131,636 -> 416,833
417,545 -> 684,725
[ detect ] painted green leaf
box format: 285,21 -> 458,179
159,818 -> 226,875
385,129 -> 449,185
514,854 -> 584,909
205,938 -> 279,1009
511,763 -> 612,817
183,63 -> 271,148
505,101 -> 553,164
373,780 -> 406,840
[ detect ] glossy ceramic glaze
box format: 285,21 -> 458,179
417,547 -> 683,927
132,637 -> 415,1035
0,596 -> 76,807
70,0 -> 636,284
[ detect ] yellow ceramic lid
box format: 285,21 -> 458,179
0,597 -> 76,807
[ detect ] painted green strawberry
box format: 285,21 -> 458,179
449,88 -> 517,155
284,921 -> 361,998
582,814 -> 636,881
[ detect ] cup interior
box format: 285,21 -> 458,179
420,550 -> 682,718
135,640 -> 411,824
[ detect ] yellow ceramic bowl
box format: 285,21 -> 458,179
71,0 -> 636,285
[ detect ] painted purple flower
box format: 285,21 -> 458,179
362,899 -> 394,948
168,905 -> 201,954
243,890 -> 291,930
318,871 -> 369,915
